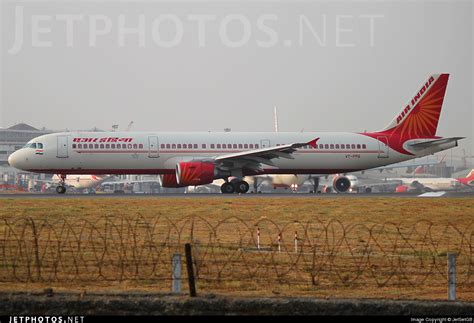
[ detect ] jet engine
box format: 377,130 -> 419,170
332,175 -> 359,193
176,161 -> 215,186
160,174 -> 185,188
395,185 -> 409,193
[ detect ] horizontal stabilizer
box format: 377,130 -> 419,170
408,137 -> 465,149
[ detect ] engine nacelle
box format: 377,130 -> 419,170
395,185 -> 409,193
160,174 -> 186,188
332,176 -> 352,193
176,162 -> 215,186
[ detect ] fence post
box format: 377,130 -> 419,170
185,243 -> 197,297
294,231 -> 298,253
447,252 -> 456,301
172,254 -> 182,294
29,218 -> 41,282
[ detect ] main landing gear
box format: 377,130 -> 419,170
220,179 -> 250,194
56,174 -> 67,194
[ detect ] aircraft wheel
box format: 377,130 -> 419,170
221,182 -> 235,194
235,180 -> 250,194
56,186 -> 66,194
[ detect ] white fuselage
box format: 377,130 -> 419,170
8,131 -> 447,177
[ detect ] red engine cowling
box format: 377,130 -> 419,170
176,162 -> 215,186
395,185 -> 409,193
161,174 -> 185,188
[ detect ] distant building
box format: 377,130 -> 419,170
0,123 -> 52,166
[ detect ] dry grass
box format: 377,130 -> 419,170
0,197 -> 473,301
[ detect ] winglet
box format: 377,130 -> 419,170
307,138 -> 320,148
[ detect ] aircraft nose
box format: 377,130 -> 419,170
7,152 -> 16,167
8,151 -> 22,169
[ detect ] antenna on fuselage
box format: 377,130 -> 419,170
274,106 -> 279,132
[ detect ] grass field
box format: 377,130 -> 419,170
0,197 -> 473,300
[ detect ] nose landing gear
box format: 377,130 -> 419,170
56,174 -> 67,194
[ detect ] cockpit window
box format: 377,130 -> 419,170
23,143 -> 42,149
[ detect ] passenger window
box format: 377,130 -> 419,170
72,144 -> 77,149
161,144 -> 165,149
217,144 -> 221,149
100,144 -> 104,149
122,144 -> 126,149
324,144 -> 329,149
330,144 -> 334,149
249,144 -> 254,149
89,144 -> 93,149
362,144 -> 366,149
133,144 -> 138,149
211,144 -> 215,149
78,144 -> 82,149
341,144 -> 345,149
222,144 -> 226,149
194,144 -> 198,149
105,144 -> 110,149
139,144 -> 143,149
238,144 -> 243,149
244,144 -> 248,149
183,144 -> 187,149
255,144 -> 259,149
357,144 -> 361,149
177,144 -> 181,149
166,144 -> 170,149
188,144 -> 192,149
128,144 -> 132,149
202,144 -> 206,149
172,144 -> 176,149
233,144 -> 237,149
335,144 -> 339,149
111,144 -> 115,149
351,144 -> 355,149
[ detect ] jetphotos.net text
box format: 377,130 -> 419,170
7,5 -> 384,54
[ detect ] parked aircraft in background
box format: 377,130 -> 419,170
9,74 -> 464,194
38,174 -> 112,193
394,169 -> 474,193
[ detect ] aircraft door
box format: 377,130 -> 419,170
148,136 -> 159,158
260,140 -> 271,148
56,136 -> 69,158
377,136 -> 389,158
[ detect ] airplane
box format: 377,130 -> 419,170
37,174 -> 112,193
8,73 -> 464,194
394,169 -> 474,193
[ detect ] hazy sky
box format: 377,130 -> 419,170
1,0 -> 473,154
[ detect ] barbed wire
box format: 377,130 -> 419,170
0,215 -> 472,292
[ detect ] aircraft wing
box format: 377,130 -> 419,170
214,138 -> 319,171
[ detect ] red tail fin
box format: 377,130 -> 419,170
362,74 -> 451,155
466,170 -> 474,180
381,74 -> 449,139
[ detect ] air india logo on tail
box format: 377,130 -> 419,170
396,76 -> 435,125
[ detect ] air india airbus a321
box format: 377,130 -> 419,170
9,74 -> 464,194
